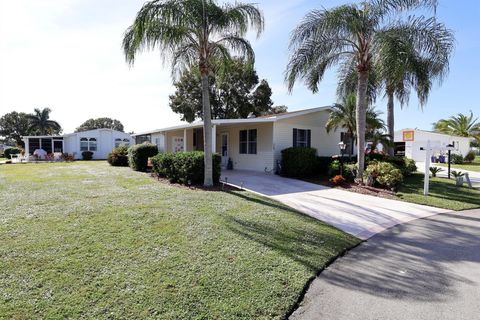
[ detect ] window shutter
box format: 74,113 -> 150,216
293,128 -> 298,147
307,130 -> 311,148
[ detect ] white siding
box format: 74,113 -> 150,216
273,110 -> 345,165
67,129 -> 133,159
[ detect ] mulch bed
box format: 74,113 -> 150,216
149,172 -> 241,192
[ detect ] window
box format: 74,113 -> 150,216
340,132 -> 354,155
123,138 -> 130,147
293,128 -> 311,147
115,138 -> 122,148
89,138 -> 97,151
239,129 -> 257,154
80,138 -> 89,151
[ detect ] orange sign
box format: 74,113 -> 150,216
402,130 -> 414,142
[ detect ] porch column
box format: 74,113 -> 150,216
183,128 -> 187,152
24,138 -> 29,155
211,125 -> 217,153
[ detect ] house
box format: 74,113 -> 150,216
22,129 -> 133,160
394,129 -> 471,162
133,106 -> 350,172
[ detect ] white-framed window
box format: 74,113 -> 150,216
80,138 -> 89,151
239,129 -> 257,154
293,128 -> 311,147
80,137 -> 97,151
115,138 -> 122,148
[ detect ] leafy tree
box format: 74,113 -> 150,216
433,111 -> 480,138
326,94 -> 385,158
169,60 -> 274,122
123,0 -> 264,186
0,111 -> 31,147
285,0 -> 439,181
26,108 -> 62,136
75,118 -> 125,132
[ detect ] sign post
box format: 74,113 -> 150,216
423,141 -> 431,196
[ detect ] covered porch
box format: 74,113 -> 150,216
159,121 -> 276,172
22,136 -> 65,158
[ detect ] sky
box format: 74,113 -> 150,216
0,0 -> 479,134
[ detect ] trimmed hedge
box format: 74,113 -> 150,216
281,147 -> 317,178
128,143 -> 159,172
107,146 -> 129,167
151,151 -> 221,185
4,147 -> 22,159
82,151 -> 94,160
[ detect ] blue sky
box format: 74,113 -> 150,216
0,0 -> 479,133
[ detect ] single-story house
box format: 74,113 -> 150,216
22,129 -> 133,160
133,106 -> 352,172
394,128 -> 471,162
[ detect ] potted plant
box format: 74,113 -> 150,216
451,170 -> 464,187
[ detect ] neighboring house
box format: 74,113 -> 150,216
22,129 -> 133,160
394,129 -> 471,162
133,106 -> 350,172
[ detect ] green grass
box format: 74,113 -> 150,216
397,173 -> 480,210
436,155 -> 480,172
0,162 -> 359,319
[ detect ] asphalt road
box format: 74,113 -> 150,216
290,209 -> 480,320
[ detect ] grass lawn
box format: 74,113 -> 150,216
396,173 -> 480,210
436,155 -> 480,172
0,162 -> 358,319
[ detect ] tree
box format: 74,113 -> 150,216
26,108 -> 62,136
433,111 -> 480,138
0,112 -> 31,147
169,59 -> 274,122
76,118 -> 125,132
123,0 -> 264,186
326,94 -> 385,158
285,0 -> 439,181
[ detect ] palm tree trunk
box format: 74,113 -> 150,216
356,70 -> 368,182
201,71 -> 214,187
387,90 -> 395,156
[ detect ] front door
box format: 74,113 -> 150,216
221,133 -> 229,166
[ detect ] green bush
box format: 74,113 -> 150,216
316,157 -> 334,175
328,160 -> 355,181
402,158 -> 417,176
151,151 -> 221,185
450,154 -> 464,164
128,143 -> 159,172
367,156 -> 417,177
81,151 -> 94,160
464,151 -> 476,163
107,146 -> 129,167
4,147 -> 22,159
365,161 -> 403,188
281,147 -> 317,178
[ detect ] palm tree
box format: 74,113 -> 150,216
123,0 -> 264,187
27,108 -> 61,135
433,111 -> 480,138
285,0 -> 438,181
326,93 -> 385,158
376,19 -> 454,155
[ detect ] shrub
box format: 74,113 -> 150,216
107,146 -> 129,167
330,175 -> 346,186
81,151 -> 94,160
281,147 -> 317,178
450,154 -> 464,164
328,160 -> 355,181
151,151 -> 221,185
429,167 -> 444,177
464,151 -> 476,163
402,158 -> 417,176
316,156 -> 334,175
4,147 -> 22,159
365,161 -> 403,188
128,143 -> 159,172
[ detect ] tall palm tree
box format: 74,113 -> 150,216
376,18 -> 454,155
123,0 -> 264,187
433,111 -> 480,138
326,93 -> 385,158
285,0 -> 438,181
27,108 -> 61,135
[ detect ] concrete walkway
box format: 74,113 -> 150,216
290,209 -> 480,320
221,170 -> 449,239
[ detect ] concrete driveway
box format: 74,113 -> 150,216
221,170 -> 449,239
290,209 -> 480,320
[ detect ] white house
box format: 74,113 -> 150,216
133,107 -> 351,172
394,129 -> 471,162
22,129 -> 133,160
